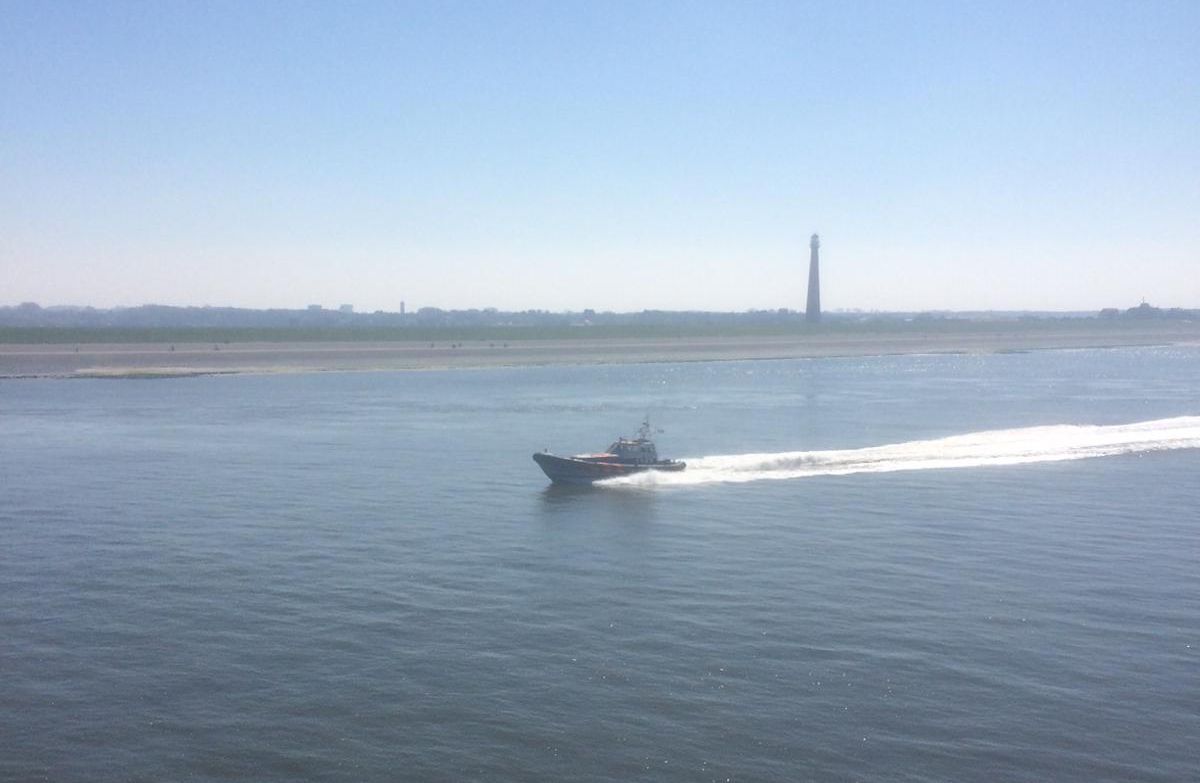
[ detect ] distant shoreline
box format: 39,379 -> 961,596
2,321 -> 1198,380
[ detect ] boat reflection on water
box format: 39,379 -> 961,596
536,480 -> 660,527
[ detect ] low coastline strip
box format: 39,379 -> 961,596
2,324 -> 1198,380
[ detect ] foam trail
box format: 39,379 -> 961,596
605,416 -> 1200,488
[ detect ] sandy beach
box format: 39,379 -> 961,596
2,321 -> 1198,379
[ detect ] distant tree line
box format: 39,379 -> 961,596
0,302 -> 821,330
4,301 -> 1170,332
1,302 -> 1193,344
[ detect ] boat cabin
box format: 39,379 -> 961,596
606,437 -> 659,465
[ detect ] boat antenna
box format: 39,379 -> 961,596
637,415 -> 664,440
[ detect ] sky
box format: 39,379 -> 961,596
2,1 -> 1198,313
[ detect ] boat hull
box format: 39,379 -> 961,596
532,452 -> 686,484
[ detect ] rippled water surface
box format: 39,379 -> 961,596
3,347 -> 1199,782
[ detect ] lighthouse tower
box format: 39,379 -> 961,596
806,233 -> 821,324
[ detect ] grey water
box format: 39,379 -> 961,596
3,346 -> 1199,782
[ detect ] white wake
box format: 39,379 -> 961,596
605,416 -> 1200,487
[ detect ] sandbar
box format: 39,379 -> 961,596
2,322 -> 1198,379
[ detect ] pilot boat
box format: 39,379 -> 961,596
533,418 -> 686,484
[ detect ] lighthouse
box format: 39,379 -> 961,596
806,233 -> 821,324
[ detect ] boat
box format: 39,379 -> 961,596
533,418 -> 686,484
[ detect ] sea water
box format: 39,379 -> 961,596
2,346 -> 1198,781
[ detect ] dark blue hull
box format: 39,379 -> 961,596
532,452 -> 686,484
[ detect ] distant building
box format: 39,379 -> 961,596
1097,301 -> 1200,320
806,233 -> 821,323
339,304 -> 354,313
400,300 -> 405,315
307,304 -> 322,311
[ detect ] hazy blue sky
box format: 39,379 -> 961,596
3,1 -> 1197,312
